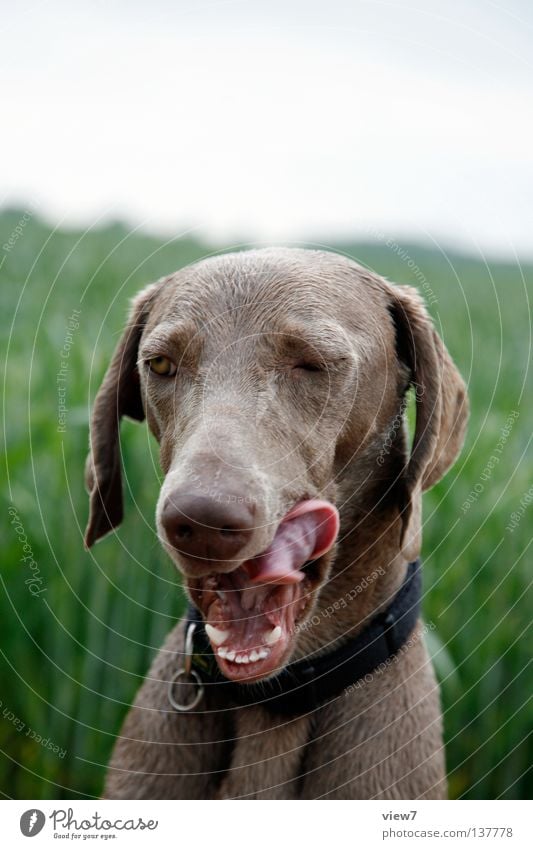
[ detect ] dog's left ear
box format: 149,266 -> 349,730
84,282 -> 162,548
386,284 -> 469,538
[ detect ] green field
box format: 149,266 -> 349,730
1,210 -> 531,799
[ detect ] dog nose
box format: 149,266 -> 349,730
161,491 -> 255,564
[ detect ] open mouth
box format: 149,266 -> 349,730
189,499 -> 339,682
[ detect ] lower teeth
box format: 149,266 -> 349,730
218,648 -> 270,663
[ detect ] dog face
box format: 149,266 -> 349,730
85,248 -> 467,682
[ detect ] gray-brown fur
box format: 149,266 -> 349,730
84,248 -> 468,799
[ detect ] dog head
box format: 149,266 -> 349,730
85,248 -> 467,682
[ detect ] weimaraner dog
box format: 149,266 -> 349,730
85,248 -> 468,799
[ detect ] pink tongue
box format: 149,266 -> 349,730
243,499 -> 340,585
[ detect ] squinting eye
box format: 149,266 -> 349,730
147,356 -> 177,376
292,362 -> 323,373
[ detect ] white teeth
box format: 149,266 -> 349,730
217,648 -> 270,664
205,624 -> 229,646
264,625 -> 282,646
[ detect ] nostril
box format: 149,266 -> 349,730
175,523 -> 194,540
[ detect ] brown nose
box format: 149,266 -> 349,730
161,491 -> 255,564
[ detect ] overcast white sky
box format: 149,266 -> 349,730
2,0 -> 532,255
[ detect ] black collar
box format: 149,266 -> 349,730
185,559 -> 421,716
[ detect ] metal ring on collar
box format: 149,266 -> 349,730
168,667 -> 205,712
168,622 -> 204,711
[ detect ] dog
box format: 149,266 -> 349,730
85,247 -> 468,799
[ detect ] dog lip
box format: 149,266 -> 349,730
195,498 -> 340,682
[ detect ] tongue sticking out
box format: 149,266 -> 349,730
201,499 -> 340,682
243,499 -> 340,585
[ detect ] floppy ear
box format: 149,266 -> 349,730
84,283 -> 162,548
387,285 -> 468,539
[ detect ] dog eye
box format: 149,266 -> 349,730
147,356 -> 177,376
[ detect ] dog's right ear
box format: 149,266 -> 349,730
84,282 -> 162,548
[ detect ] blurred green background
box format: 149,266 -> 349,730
1,209 -> 531,799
